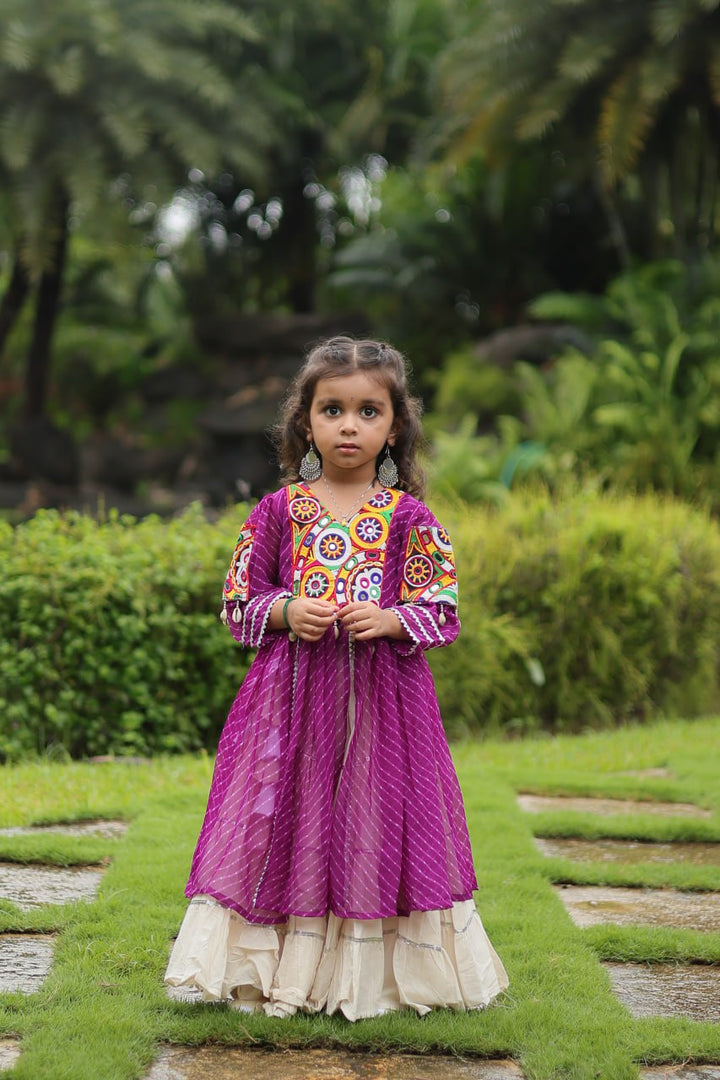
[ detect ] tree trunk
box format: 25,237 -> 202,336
594,168 -> 631,270
669,146 -> 686,261
0,250 -> 31,357
278,129 -> 323,314
283,171 -> 318,313
24,200 -> 70,420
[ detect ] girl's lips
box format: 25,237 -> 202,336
337,444 -> 359,452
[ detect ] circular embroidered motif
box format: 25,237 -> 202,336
404,554 -> 433,588
315,526 -> 352,566
301,565 -> 334,600
337,558 -> 384,604
289,495 -> 322,524
350,512 -> 388,549
368,489 -> 395,509
433,526 -> 453,553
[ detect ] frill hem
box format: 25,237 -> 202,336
164,894 -> 509,1021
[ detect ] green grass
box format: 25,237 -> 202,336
0,718 -> 718,1079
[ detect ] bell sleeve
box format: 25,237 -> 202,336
387,515 -> 460,655
220,495 -> 291,650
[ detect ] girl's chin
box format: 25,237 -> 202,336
323,461 -> 376,479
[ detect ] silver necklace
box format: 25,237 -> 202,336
320,475 -> 375,526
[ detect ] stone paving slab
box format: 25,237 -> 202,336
641,1068 -> 720,1079
616,769 -> 675,780
145,1048 -> 525,1080
0,820 -> 127,840
605,961 -> 720,1023
0,1041 -> 21,1072
535,837 -> 720,866
518,794 -> 711,818
556,885 -> 720,931
0,934 -> 55,993
0,862 -> 105,908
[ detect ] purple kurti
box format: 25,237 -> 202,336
185,484 -> 477,925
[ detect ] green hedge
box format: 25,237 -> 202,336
435,489 -> 720,737
0,504 -> 250,760
2,490 -> 720,759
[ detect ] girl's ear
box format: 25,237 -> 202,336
297,411 -> 312,441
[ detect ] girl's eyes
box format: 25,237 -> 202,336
322,405 -> 378,418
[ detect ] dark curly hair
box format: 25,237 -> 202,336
273,336 -> 426,499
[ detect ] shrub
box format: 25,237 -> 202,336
426,258 -> 720,506
437,487 -> 720,734
0,504 -> 250,760
3,490 -> 720,758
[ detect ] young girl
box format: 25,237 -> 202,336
165,336 -> 508,1019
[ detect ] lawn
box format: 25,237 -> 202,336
0,717 -> 718,1080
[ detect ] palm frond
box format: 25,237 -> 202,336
519,77 -> 578,138
651,0 -> 715,45
558,29 -> 617,82
598,50 -> 678,181
0,19 -> 36,71
45,44 -> 85,96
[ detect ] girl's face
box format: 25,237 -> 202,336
307,371 -> 396,485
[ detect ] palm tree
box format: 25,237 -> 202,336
432,0 -> 720,262
174,0 -> 454,317
0,0 -> 272,420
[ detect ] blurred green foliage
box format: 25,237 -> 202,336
4,0 -> 720,508
432,0 -> 720,263
426,257 -> 720,506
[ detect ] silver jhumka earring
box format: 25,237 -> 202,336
299,441 -> 322,482
377,444 -> 399,487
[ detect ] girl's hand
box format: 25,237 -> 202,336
338,601 -> 407,641
286,597 -> 338,641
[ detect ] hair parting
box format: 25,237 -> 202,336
273,335 -> 426,499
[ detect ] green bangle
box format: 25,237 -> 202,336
282,596 -> 294,629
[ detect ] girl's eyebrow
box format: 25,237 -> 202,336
315,397 -> 386,407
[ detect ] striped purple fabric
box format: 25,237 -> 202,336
185,488 -> 478,925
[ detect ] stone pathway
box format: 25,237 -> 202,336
0,823 -> 119,1073
0,1040 -> 20,1073
0,819 -> 127,840
518,794 -> 711,818
535,837 -> 720,865
605,962 -> 720,1023
0,862 -> 105,909
0,934 -> 55,994
641,1069 -> 720,1079
0,823 -> 117,1004
554,884 -> 720,931
145,1048 -> 525,1080
523,791 -> 720,1031
615,769 -> 674,780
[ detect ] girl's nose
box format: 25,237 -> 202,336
340,414 -> 358,433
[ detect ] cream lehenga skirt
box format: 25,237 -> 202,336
165,894 -> 508,1021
